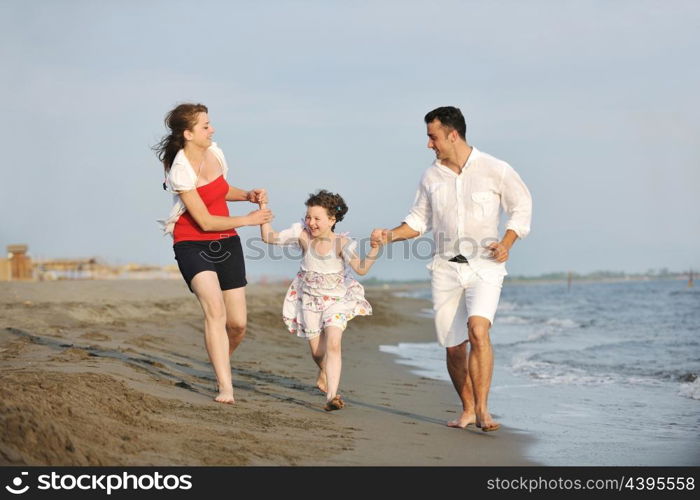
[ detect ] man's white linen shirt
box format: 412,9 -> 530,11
403,147 -> 532,282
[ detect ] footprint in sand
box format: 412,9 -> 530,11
52,347 -> 92,361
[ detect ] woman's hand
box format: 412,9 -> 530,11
247,188 -> 268,204
246,208 -> 273,226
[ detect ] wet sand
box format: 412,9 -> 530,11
0,279 -> 536,466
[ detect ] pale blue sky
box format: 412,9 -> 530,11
1,0 -> 698,280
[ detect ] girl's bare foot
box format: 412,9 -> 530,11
324,395 -> 344,411
447,410 -> 477,428
316,369 -> 328,393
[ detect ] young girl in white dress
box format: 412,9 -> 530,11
260,190 -> 379,411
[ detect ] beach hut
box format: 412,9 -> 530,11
6,244 -> 34,281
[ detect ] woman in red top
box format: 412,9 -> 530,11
154,103 -> 272,404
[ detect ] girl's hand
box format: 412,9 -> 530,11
247,188 -> 268,204
247,208 -> 273,226
370,228 -> 389,247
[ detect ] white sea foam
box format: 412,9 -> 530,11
526,329 -> 553,341
498,300 -> 517,311
511,352 -> 616,385
678,379 -> 700,400
379,342 -> 448,381
392,289 -> 431,300
545,318 -> 580,328
510,353 -> 674,388
417,308 -> 434,318
496,316 -> 579,329
496,315 -> 530,325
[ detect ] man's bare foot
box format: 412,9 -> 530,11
316,369 -> 327,393
447,410 -> 477,428
476,412 -> 500,432
214,389 -> 235,404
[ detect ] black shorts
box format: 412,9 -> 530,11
173,235 -> 247,293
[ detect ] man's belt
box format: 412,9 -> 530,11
448,254 -> 469,263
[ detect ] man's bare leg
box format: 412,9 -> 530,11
468,315 -> 500,431
445,341 -> 477,428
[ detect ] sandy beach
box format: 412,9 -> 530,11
0,279 -> 535,466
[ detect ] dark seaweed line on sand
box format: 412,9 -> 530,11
5,326 -> 445,423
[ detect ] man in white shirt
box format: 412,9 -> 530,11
371,106 -> 532,432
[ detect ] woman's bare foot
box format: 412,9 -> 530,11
214,387 -> 235,404
447,410 -> 477,428
316,369 -> 328,393
476,412 -> 500,432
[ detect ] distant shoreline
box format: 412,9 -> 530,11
361,275 -> 692,288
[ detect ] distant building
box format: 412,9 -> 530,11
2,244 -> 34,281
0,257 -> 8,281
0,244 -> 181,281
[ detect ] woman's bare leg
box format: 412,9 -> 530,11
191,271 -> 234,404
222,286 -> 247,356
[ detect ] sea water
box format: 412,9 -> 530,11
380,279 -> 700,465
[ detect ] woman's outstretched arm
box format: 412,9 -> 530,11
180,189 -> 272,231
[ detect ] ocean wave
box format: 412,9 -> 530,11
678,379 -> 700,400
669,289 -> 700,296
498,301 -> 517,311
512,354 -> 616,385
510,352 -> 673,387
496,315 -> 531,325
544,318 -> 580,328
417,308 -> 434,318
497,316 -> 581,329
393,291 -> 427,300
526,329 -> 553,342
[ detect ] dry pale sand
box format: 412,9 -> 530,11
0,279 -> 536,466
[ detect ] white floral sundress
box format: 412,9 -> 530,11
279,223 -> 372,338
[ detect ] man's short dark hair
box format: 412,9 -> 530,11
424,106 -> 466,139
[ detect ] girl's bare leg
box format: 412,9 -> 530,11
308,334 -> 327,392
323,326 -> 343,402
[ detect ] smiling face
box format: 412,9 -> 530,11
426,119 -> 458,163
304,205 -> 336,238
184,112 -> 215,149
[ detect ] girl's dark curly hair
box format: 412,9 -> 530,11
305,189 -> 348,231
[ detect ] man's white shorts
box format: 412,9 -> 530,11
429,260 -> 503,348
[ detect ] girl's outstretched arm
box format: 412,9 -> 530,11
343,237 -> 379,276
258,202 -> 305,246
258,202 -> 277,243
